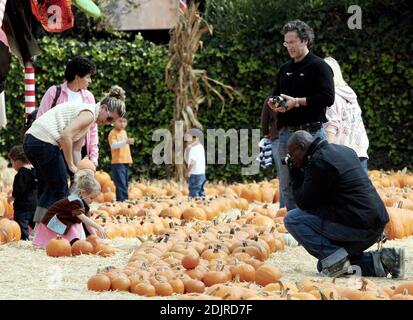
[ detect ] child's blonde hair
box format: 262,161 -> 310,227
75,172 -> 101,195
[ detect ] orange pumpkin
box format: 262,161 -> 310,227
110,274 -> 131,291
95,171 -> 111,187
87,274 -> 111,291
71,240 -> 94,255
182,207 -> 207,221
183,279 -> 206,293
255,265 -> 282,286
46,236 -> 72,257
393,281 -> 413,295
76,158 -> 96,172
95,243 -> 116,257
103,192 -> 116,203
131,282 -> 156,296
182,254 -> 200,270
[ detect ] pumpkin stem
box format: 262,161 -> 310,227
319,289 -> 329,300
360,278 -> 368,292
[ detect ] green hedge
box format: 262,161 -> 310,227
1,0 -> 412,182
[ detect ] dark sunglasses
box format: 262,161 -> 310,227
106,116 -> 114,123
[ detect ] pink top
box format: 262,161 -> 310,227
37,82 -> 99,165
324,86 -> 369,159
0,29 -> 9,48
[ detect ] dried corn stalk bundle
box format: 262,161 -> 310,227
165,1 -> 239,182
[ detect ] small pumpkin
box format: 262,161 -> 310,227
181,254 -> 200,270
110,274 -> 131,292
131,282 -> 156,296
87,274 -> 111,292
95,243 -> 116,257
183,279 -> 206,293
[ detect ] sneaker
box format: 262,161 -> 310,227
321,259 -> 352,277
380,247 -> 405,279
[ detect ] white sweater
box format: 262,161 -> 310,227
324,86 -> 369,159
26,102 -> 99,146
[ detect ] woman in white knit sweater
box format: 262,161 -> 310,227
323,57 -> 370,173
23,86 -> 126,228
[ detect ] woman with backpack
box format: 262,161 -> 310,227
36,56 -> 98,166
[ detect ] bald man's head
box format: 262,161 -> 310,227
286,130 -> 314,168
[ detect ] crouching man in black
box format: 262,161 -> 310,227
284,130 -> 404,278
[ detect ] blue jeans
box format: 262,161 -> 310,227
14,211 -> 35,240
112,164 -> 129,202
23,134 -> 68,213
189,174 -> 206,198
277,127 -> 327,210
271,139 -> 285,208
284,208 -> 383,276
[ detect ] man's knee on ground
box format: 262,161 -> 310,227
283,209 -> 300,227
284,213 -> 298,235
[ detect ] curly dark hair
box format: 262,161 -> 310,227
65,56 -> 96,82
281,20 -> 315,48
9,145 -> 29,163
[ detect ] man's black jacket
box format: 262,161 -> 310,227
290,138 -> 389,229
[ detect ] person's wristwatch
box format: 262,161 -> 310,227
294,98 -> 300,107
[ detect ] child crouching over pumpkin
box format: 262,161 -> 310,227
33,173 -> 106,248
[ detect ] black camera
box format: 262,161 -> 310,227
272,95 -> 289,110
281,154 -> 293,168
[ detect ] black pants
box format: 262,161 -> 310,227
14,211 -> 35,240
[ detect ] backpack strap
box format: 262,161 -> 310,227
51,85 -> 62,109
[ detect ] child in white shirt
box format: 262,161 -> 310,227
185,130 -> 206,198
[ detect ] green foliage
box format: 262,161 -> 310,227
1,0 -> 412,182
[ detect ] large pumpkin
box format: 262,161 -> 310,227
385,207 -> 409,240
95,171 -> 111,188
76,158 -> 96,172
46,236 -> 72,257
0,218 -> 21,242
255,265 -> 282,286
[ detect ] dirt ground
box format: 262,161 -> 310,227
1,232 -> 412,300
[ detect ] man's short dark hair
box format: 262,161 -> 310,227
282,20 -> 315,48
65,56 -> 96,82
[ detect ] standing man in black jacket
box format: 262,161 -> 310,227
268,20 -> 334,210
284,131 -> 405,278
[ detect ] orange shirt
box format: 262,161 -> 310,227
108,129 -> 133,164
